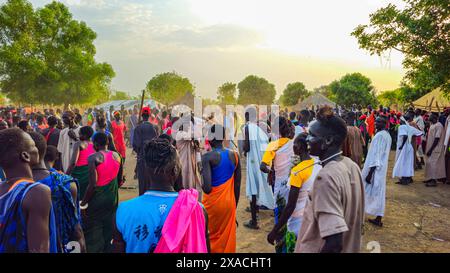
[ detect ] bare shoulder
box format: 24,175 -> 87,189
22,183 -> 52,211
88,152 -> 103,164
112,151 -> 122,162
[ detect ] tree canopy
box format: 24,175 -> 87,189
329,73 -> 377,107
377,84 -> 430,109
146,71 -> 195,106
352,0 -> 450,93
110,91 -> 131,101
217,82 -> 237,105
280,82 -> 310,106
237,75 -> 276,105
0,0 -> 115,107
313,85 -> 334,100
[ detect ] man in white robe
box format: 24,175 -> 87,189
57,111 -> 80,172
392,115 -> 423,185
362,117 -> 392,227
243,109 -> 275,229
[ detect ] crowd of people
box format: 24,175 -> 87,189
0,101 -> 449,253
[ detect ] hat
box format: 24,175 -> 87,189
142,107 -> 151,115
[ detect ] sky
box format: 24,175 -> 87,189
3,0 -> 408,99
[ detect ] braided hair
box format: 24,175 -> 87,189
316,106 -> 347,146
144,138 -> 179,175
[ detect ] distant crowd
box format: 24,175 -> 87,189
0,102 -> 449,253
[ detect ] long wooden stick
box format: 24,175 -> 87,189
138,89 -> 145,123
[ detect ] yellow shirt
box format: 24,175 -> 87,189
261,138 -> 290,167
289,158 -> 315,189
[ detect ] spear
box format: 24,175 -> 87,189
138,89 -> 145,123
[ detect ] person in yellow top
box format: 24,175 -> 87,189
267,133 -> 321,253
260,116 -> 295,252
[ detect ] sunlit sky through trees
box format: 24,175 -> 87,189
3,0 -> 408,98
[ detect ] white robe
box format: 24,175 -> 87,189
246,122 -> 275,209
57,126 -> 80,172
362,130 -> 392,217
392,124 -> 423,178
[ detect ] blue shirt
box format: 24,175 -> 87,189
116,190 -> 178,253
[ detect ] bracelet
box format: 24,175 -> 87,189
79,201 -> 88,210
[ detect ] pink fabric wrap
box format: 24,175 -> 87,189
154,189 -> 208,253
76,143 -> 95,167
96,151 -> 120,186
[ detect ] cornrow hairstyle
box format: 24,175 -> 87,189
316,106 -> 348,146
144,138 -> 178,175
29,131 -> 47,160
0,128 -> 28,168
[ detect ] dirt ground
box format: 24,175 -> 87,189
119,149 -> 450,253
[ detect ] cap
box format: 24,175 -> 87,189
142,107 -> 151,115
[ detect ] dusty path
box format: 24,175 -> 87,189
119,149 -> 450,253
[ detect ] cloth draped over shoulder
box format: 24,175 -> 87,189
175,130 -> 202,191
40,171 -> 80,253
154,189 -> 208,253
203,150 -> 238,253
245,122 -> 275,210
0,181 -> 58,253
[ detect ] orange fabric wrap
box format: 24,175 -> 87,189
202,152 -> 238,253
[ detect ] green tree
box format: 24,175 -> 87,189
280,82 -> 310,106
0,0 -> 115,108
352,0 -> 450,93
237,75 -> 276,105
146,71 -> 194,106
329,73 -> 377,107
202,98 -> 219,106
397,84 -> 427,103
377,89 -> 402,107
110,91 -> 131,100
313,85 -> 334,100
0,92 -> 6,105
217,82 -> 237,105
